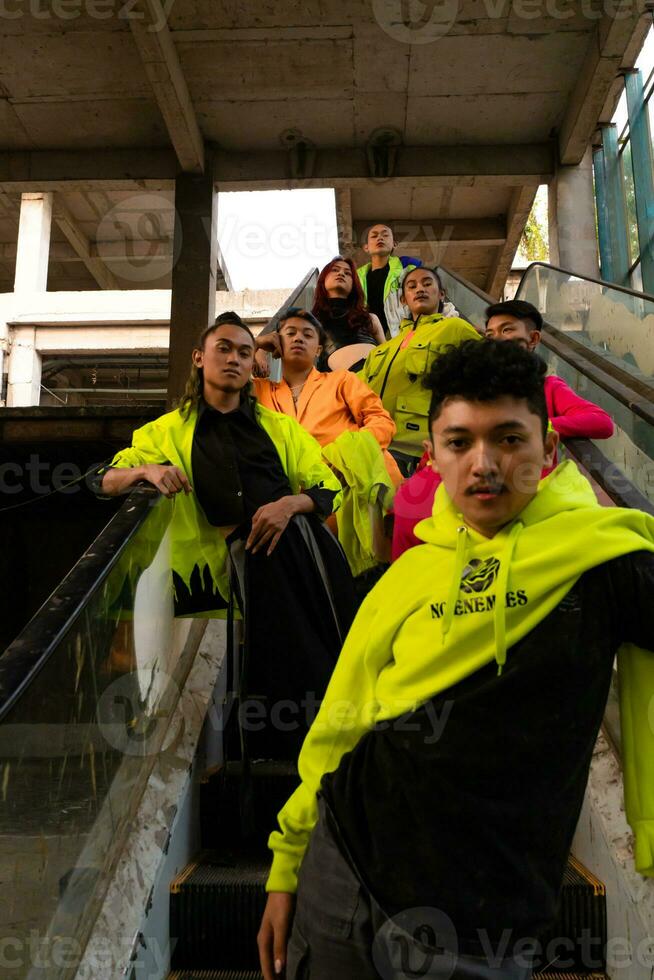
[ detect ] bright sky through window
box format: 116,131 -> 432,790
217,189 -> 339,291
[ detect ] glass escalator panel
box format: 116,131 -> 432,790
0,492 -> 187,979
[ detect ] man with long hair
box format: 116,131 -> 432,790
100,312 -> 357,758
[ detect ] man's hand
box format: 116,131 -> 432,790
258,892 -> 295,979
246,497 -> 298,555
142,464 -> 192,498
246,494 -> 313,556
253,348 -> 271,378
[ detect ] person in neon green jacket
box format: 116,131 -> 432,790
356,223 -> 422,339
101,312 -> 356,758
258,339 -> 654,980
359,265 -> 481,475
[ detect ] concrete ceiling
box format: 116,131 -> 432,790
0,0 -> 649,295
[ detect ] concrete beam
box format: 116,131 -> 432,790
0,150 -> 178,192
352,217 -> 507,250
0,145 -> 553,193
214,143 -> 555,190
53,196 -> 121,290
129,0 -> 205,173
558,10 -> 650,166
485,186 -> 537,300
0,241 -> 172,263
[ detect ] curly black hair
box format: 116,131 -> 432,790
424,338 -> 549,438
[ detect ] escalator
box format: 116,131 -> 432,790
0,263 -> 651,979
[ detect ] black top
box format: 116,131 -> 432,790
317,299 -> 376,372
191,396 -> 335,527
365,265 -> 390,336
322,552 -> 654,948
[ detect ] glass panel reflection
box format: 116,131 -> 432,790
0,494 -> 180,979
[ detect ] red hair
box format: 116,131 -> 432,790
312,257 -> 375,337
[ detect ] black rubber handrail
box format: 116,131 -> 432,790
0,487 -> 161,722
564,439 -> 654,516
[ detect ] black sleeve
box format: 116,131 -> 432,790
607,551 -> 654,649
302,486 -> 338,519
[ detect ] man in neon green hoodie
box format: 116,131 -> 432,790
359,265 -> 480,476
258,339 -> 654,979
100,311 -> 356,758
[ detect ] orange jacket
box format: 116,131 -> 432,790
252,368 -> 396,449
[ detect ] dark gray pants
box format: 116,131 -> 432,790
287,799 -> 534,980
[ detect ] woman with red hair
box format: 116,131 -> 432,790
312,257 -> 385,372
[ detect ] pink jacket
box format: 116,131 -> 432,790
391,376 -> 614,561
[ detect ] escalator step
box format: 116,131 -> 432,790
200,759 -> 299,852
169,972 -> 262,979
170,854 -> 268,970
537,856 -> 606,973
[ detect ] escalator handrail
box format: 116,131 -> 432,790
0,486 -> 161,723
539,322 -> 654,425
564,439 -> 654,516
440,263 -> 654,424
516,260 -> 654,305
259,266 -> 319,335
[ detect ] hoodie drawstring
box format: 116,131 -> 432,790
493,521 -> 523,675
441,526 -> 468,641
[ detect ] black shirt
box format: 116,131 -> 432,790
365,265 -> 390,337
191,396 -> 335,527
322,552 -> 654,947
316,299 -> 377,372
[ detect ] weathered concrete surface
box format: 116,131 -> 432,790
0,3 -> 648,292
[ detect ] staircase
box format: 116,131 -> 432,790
167,759 -> 609,979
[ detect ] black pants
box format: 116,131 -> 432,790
226,515 -> 357,761
389,449 -> 421,478
287,799 -> 534,980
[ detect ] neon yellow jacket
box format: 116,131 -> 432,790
357,255 -> 419,338
267,462 -> 654,892
359,312 -> 481,457
108,399 -> 343,606
321,429 -> 395,577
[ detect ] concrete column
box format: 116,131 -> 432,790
7,192 -> 52,405
7,327 -> 42,407
548,147 -> 600,280
167,152 -> 217,407
335,188 -> 355,257
14,192 -> 52,293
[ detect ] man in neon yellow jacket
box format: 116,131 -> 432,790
359,265 -> 481,475
101,311 -> 356,758
258,339 -> 654,980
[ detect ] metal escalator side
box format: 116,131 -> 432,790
0,269 -> 320,980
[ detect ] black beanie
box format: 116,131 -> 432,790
485,299 -> 543,332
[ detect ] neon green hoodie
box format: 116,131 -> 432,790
108,400 -> 343,606
267,461 -> 654,892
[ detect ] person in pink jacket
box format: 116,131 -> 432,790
391,299 -> 614,560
